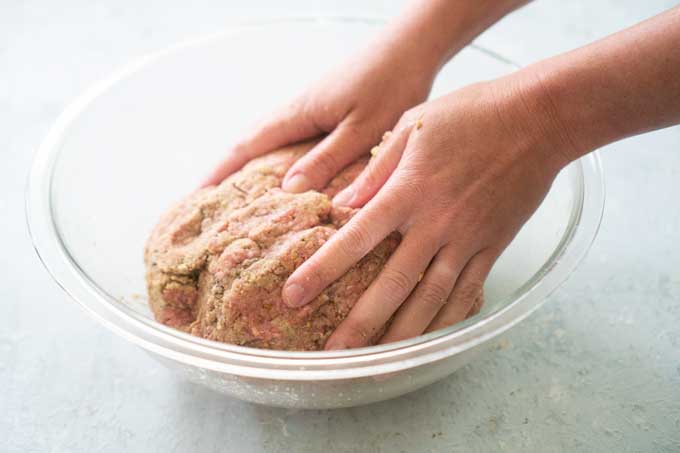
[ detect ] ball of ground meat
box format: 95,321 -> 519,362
145,140 -> 400,351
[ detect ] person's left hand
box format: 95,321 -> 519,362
199,34 -> 437,190
280,76 -> 575,349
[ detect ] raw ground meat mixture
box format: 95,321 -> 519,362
145,140 -> 400,351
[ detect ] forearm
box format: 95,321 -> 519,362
377,0 -> 530,74
517,6 -> 680,163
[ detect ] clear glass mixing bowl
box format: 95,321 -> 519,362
26,18 -> 605,409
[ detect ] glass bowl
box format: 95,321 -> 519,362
26,18 -> 604,409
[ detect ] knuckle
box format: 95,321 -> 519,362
453,279 -> 484,306
379,267 -> 414,304
340,117 -> 363,134
342,321 -> 373,345
431,316 -> 457,331
362,159 -> 386,189
338,222 -> 373,258
309,148 -> 341,178
392,174 -> 424,205
419,281 -> 450,310
343,111 -> 371,129
425,215 -> 456,244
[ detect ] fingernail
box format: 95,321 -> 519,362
283,173 -> 311,193
283,283 -> 307,307
324,339 -> 347,351
333,187 -> 354,206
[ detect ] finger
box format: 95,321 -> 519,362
425,249 -> 496,333
325,233 -> 438,350
281,119 -> 380,193
282,188 -> 410,308
200,100 -> 321,187
379,244 -> 466,344
333,124 -> 411,207
466,290 -> 484,317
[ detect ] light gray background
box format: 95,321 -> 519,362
2,1 -> 679,452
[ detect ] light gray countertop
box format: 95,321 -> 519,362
2,1 -> 679,452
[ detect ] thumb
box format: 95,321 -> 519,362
200,99 -> 321,187
281,118 -> 381,193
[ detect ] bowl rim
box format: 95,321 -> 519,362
25,16 -> 605,380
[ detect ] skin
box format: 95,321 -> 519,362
201,0 -> 526,190
204,1 -> 680,350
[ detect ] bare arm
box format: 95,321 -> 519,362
379,0 -> 530,73
282,6 -> 680,348
202,0 -> 528,188
522,6 -> 680,162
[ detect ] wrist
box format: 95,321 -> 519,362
371,25 -> 443,85
497,67 -> 597,173
511,7 -> 680,164
484,72 -> 577,178
381,0 -> 530,74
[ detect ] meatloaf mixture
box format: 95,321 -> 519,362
145,140 -> 400,350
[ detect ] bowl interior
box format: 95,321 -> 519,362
47,19 -> 576,346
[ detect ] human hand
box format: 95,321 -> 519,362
281,76 -> 575,349
201,37 -> 439,191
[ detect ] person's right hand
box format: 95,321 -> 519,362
201,37 -> 440,191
